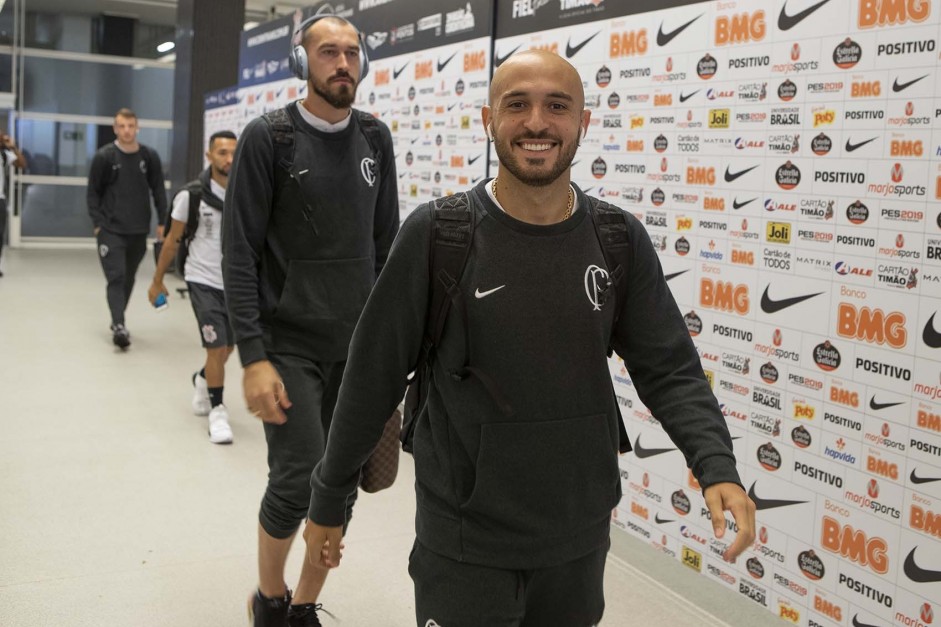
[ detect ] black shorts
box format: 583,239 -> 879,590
187,281 -> 233,349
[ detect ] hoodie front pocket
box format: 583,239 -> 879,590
461,413 -> 619,538
274,257 -> 373,324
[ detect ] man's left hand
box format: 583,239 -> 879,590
303,519 -> 345,569
703,482 -> 756,563
156,225 -> 165,242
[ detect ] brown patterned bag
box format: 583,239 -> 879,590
360,409 -> 402,493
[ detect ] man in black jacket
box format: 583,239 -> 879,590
87,108 -> 167,349
304,50 -> 756,626
223,14 -> 399,627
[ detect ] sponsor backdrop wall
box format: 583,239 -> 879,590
220,1 -> 941,625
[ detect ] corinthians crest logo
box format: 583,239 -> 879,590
584,264 -> 611,311
361,158 -> 376,187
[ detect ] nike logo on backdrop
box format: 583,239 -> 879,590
911,468 -> 941,485
852,616 -> 880,627
393,61 -> 410,79
654,514 -> 674,525
732,197 -> 757,210
632,436 -> 677,459
665,270 -> 689,282
747,482 -> 808,510
869,396 -> 903,411
679,89 -> 700,103
760,286 -> 823,314
495,45 -> 522,67
566,31 -> 600,58
893,74 -> 928,93
724,165 -> 758,183
475,285 -> 505,299
845,137 -> 877,153
778,0 -> 832,31
437,52 -> 458,73
657,15 -> 702,47
923,313 -> 941,348
904,547 -> 941,583
468,154 -> 482,166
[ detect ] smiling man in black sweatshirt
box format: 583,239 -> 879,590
305,50 -> 755,627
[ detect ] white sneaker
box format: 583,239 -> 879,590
208,404 -> 233,444
191,371 -> 211,416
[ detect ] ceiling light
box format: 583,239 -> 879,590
156,41 -> 175,53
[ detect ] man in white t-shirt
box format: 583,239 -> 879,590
0,133 -> 27,276
148,131 -> 237,444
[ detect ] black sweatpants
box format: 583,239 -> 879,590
0,197 -> 6,265
96,229 -> 147,326
260,354 -> 354,538
409,539 -> 608,627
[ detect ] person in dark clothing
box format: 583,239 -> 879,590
222,14 -> 399,627
304,50 -> 756,627
0,132 -> 27,276
86,108 -> 167,349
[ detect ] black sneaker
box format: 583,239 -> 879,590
248,588 -> 291,627
288,603 -> 327,627
110,323 -> 130,349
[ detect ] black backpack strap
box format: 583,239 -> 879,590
355,109 -> 383,170
183,180 -> 202,242
263,107 -> 326,236
588,196 -> 634,454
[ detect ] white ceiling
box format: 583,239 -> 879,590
24,0 -> 313,26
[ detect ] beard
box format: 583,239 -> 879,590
492,130 -> 578,187
211,164 -> 229,180
312,71 -> 358,110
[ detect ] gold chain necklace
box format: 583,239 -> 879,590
491,178 -> 574,221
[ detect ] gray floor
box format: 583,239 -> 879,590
0,248 -> 781,626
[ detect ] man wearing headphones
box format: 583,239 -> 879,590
223,13 -> 398,627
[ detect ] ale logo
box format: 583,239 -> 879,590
776,161 -> 801,189
813,341 -> 841,371
698,53 -> 718,79
791,43 -> 800,61
684,310 -> 703,336
892,163 -> 904,183
596,65 -> 612,88
592,157 -> 607,179
868,478 -> 879,499
798,549 -> 826,580
792,425 -> 812,448
833,38 -> 862,69
846,200 -> 869,224
757,442 -> 782,471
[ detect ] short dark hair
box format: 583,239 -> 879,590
115,107 -> 137,120
209,130 -> 237,149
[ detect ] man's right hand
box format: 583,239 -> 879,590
147,280 -> 167,307
243,360 -> 292,424
93,227 -> 101,236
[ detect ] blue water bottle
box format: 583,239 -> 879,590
154,292 -> 169,312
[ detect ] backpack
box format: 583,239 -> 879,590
166,168 -> 223,276
401,191 -> 634,455
102,142 -> 158,186
262,106 -> 383,235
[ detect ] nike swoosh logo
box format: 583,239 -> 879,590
852,615 -> 881,627
748,482 -> 808,511
657,14 -> 702,47
778,0 -> 832,31
393,62 -> 410,79
437,52 -> 458,73
448,103 -> 459,111
566,31 -> 600,58
904,547 -> 941,583
411,137 -> 420,144
495,44 -> 522,67
893,74 -> 928,93
665,270 -> 689,282
869,396 -> 903,411
911,468 -> 941,485
468,154 -> 482,166
760,286 -> 823,314
655,514 -> 675,524
633,436 -> 677,459
472,175 -> 483,183
724,165 -> 759,183
845,137 -> 877,153
679,89 -> 700,103
398,172 -> 408,179
923,313 -> 941,349
733,197 -> 757,210
475,285 -> 505,299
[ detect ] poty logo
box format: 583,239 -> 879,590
584,265 -> 610,311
